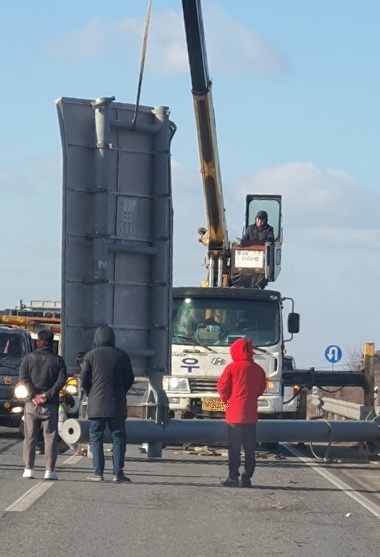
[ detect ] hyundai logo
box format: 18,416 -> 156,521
211,357 -> 226,366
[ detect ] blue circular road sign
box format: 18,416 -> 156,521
324,345 -> 342,363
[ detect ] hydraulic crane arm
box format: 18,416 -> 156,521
182,0 -> 228,253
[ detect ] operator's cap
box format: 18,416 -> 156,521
256,210 -> 268,220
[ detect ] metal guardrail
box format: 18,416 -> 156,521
310,394 -> 380,420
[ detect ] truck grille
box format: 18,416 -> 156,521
189,378 -> 218,393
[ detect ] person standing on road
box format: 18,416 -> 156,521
19,329 -> 67,480
217,337 -> 267,488
81,325 -> 134,483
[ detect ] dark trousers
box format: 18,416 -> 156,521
23,402 -> 59,471
89,417 -> 126,477
227,423 -> 257,480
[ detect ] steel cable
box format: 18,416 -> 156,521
131,0 -> 152,128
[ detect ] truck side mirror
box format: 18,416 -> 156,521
288,313 -> 300,334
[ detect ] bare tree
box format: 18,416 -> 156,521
343,345 -> 363,371
339,346 -> 380,405
320,345 -> 364,405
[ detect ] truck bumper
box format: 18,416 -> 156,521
167,394 -> 284,416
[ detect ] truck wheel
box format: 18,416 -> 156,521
179,412 -> 195,419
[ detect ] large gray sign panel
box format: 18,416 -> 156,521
56,97 -> 175,376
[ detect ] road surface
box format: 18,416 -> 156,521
1,425 -> 380,557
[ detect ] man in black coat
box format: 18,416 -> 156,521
81,325 -> 134,482
19,329 -> 67,480
240,210 -> 274,246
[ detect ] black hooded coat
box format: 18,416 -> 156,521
241,222 -> 274,245
81,326 -> 134,419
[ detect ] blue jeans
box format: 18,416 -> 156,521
89,417 -> 126,477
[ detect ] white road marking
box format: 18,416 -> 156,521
5,482 -> 53,512
282,443 -> 380,520
62,454 -> 83,465
5,455 -> 83,513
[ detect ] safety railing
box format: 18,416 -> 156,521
310,394 -> 380,421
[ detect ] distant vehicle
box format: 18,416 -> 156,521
0,300 -> 81,430
0,326 -> 33,427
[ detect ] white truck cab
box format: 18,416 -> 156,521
164,287 -> 300,419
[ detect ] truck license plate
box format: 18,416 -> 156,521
202,397 -> 227,412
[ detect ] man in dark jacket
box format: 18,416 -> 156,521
19,329 -> 67,480
81,325 -> 134,482
217,337 -> 267,488
240,210 -> 274,246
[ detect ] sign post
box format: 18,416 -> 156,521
324,345 -> 342,370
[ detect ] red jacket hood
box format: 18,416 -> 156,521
230,337 -> 254,362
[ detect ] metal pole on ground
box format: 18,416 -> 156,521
61,417 -> 380,452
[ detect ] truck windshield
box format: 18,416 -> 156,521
0,332 -> 26,368
172,298 -> 280,347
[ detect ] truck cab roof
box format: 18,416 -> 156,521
173,286 -> 282,302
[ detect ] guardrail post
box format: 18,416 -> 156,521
363,343 -> 375,408
358,405 -> 372,459
355,343 -> 375,460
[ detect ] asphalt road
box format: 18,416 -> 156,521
1,425 -> 380,557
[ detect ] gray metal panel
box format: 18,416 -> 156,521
56,97 -> 174,376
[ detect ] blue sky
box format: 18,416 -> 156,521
1,0 -> 380,368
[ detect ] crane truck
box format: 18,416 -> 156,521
163,0 -> 303,422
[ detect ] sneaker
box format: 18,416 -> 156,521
240,478 -> 252,488
44,470 -> 58,481
112,474 -> 131,483
22,468 -> 34,479
35,446 -> 44,455
220,477 -> 239,488
86,474 -> 104,482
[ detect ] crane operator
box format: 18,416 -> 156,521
240,210 -> 274,247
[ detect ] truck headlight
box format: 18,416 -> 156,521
163,377 -> 190,393
265,380 -> 281,394
14,383 -> 29,400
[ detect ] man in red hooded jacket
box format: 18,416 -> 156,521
217,337 -> 267,487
